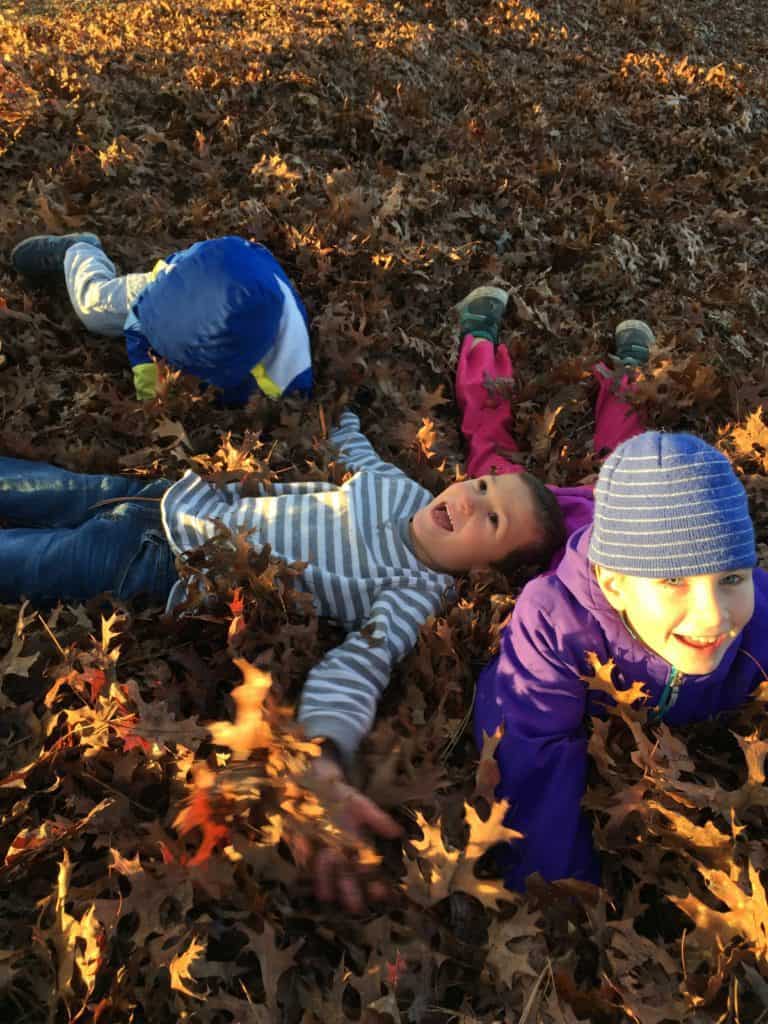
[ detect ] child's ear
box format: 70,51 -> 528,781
593,565 -> 628,613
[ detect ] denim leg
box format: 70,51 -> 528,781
0,460 -> 177,605
0,457 -> 168,528
0,501 -> 177,605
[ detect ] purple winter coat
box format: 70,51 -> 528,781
474,522 -> 768,892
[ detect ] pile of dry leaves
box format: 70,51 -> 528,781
1,0 -> 768,1020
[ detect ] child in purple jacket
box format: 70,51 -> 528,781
474,432 -> 764,891
456,289 -> 765,892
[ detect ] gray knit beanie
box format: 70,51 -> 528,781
588,431 -> 756,577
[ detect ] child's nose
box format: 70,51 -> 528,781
459,486 -> 477,514
691,581 -> 730,630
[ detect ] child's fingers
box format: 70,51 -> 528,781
336,868 -> 365,915
347,792 -> 403,839
314,846 -> 366,914
313,846 -> 338,904
288,832 -> 312,870
366,878 -> 393,905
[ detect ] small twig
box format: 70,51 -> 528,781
441,682 -> 475,762
74,768 -> 156,816
518,960 -> 550,1024
36,612 -> 65,657
0,732 -> 33,753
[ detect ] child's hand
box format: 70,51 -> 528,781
348,383 -> 376,415
293,749 -> 403,914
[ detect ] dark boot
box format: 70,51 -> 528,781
454,285 -> 509,346
11,232 -> 102,280
614,319 -> 655,368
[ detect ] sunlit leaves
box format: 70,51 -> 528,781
0,0 -> 767,1020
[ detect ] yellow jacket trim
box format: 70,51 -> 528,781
150,258 -> 169,279
133,362 -> 159,401
250,362 -> 282,398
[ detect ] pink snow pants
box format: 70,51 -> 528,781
456,336 -> 645,478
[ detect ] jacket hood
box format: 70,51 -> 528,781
554,523 -> 611,617
553,523 -> 766,692
134,237 -> 309,391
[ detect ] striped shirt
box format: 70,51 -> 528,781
160,412 -> 453,758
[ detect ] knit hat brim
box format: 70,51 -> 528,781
588,432 -> 756,578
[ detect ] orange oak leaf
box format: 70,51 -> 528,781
173,766 -> 230,866
727,407 -> 768,472
406,800 -> 519,910
473,726 -> 503,804
169,934 -> 207,1000
580,651 -> 650,708
415,417 -> 438,461
208,658 -> 274,759
671,861 -> 768,958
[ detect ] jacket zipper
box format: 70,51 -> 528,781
619,613 -> 686,722
653,664 -> 684,721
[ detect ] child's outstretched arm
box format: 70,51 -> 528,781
475,577 -> 602,890
329,411 -> 409,478
298,579 -> 444,759
296,581 -> 444,909
295,579 -> 444,909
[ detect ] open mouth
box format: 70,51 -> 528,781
431,502 -> 454,532
673,633 -> 728,653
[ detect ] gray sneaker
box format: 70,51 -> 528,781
614,319 -> 655,368
455,285 -> 509,346
11,232 -> 102,280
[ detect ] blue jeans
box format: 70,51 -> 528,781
0,457 -> 178,605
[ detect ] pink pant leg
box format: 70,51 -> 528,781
456,335 -> 525,478
592,364 -> 646,456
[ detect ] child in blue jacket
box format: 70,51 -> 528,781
11,232 -> 312,404
474,430 -> 766,892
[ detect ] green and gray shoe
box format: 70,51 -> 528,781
455,285 -> 509,346
614,319 -> 655,368
11,232 -> 102,280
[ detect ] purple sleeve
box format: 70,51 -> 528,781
475,586 -> 602,890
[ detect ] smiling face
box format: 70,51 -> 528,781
595,566 -> 756,675
409,474 -> 541,573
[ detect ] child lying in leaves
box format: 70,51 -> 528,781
11,232 -> 312,404
0,285 -> 661,911
291,288 -> 657,910
0,395 -> 563,908
459,293 -> 768,892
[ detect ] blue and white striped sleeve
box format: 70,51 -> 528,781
329,411 -> 407,478
228,479 -> 337,498
297,582 -> 445,760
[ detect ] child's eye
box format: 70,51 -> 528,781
478,479 -> 488,494
661,578 -> 684,587
489,512 -> 499,527
722,573 -> 744,586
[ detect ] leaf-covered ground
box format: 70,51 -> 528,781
1,0 -> 768,1020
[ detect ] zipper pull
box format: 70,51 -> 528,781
652,665 -> 681,722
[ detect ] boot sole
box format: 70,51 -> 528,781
454,285 -> 510,314
11,233 -> 101,277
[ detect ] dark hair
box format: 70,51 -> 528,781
491,471 -> 567,575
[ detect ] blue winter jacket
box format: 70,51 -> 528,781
474,522 -> 768,892
123,236 -> 312,404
